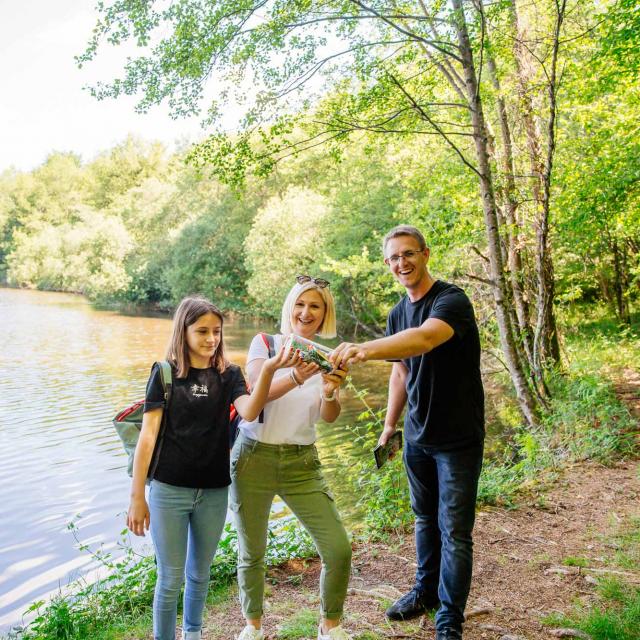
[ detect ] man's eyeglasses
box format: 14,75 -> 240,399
296,274 -> 330,288
384,250 -> 424,266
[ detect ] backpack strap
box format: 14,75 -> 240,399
148,360 -> 173,480
258,334 -> 275,424
260,332 -> 275,358
158,360 -> 173,393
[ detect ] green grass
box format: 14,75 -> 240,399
609,516 -> 640,571
562,556 -> 591,568
274,608 -> 319,640
353,632 -> 386,640
545,513 -> 640,640
561,305 -> 640,377
545,580 -> 640,640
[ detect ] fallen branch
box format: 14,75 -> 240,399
348,585 -> 404,599
544,564 -> 640,580
478,623 -> 509,633
582,566 -> 639,577
549,629 -> 591,639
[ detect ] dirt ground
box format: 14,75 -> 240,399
199,380 -> 639,640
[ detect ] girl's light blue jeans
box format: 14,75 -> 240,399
149,480 -> 228,640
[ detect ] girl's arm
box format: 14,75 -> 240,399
246,358 -> 320,402
319,367 -> 347,423
235,348 -> 301,421
127,407 -> 162,537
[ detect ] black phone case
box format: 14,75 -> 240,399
373,431 -> 403,469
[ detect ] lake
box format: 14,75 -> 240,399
0,288 -> 391,634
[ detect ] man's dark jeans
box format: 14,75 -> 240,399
404,440 -> 483,632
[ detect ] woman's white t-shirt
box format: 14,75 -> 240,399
238,333 -> 322,445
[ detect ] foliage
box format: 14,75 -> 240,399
6,209 -> 132,297
11,515 -> 316,640
554,39 -> 640,321
245,186 -> 332,316
339,381 -> 413,540
273,608 -> 319,640
161,188 -> 254,311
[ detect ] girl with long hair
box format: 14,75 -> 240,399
127,296 -> 297,640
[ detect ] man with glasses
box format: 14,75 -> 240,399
331,225 -> 484,640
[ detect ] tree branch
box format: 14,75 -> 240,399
385,72 -> 481,177
350,0 -> 464,62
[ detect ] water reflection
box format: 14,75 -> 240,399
0,288 -> 390,633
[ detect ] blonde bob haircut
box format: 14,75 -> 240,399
279,281 -> 337,339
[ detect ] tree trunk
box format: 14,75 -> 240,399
451,0 -> 539,428
485,49 -> 536,375
611,237 -> 631,325
509,0 -> 561,371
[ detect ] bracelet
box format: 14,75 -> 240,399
322,390 -> 337,402
290,369 -> 303,386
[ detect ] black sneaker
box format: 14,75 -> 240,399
435,629 -> 462,640
385,589 -> 440,621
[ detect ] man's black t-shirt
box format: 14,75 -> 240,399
385,280 -> 484,449
144,363 -> 247,488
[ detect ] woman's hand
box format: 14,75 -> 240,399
322,366 -> 347,394
127,496 -> 150,537
263,346 -> 303,374
294,360 -> 321,383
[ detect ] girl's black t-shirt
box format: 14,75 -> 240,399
143,363 -> 247,488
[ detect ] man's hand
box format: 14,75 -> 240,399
330,342 -> 369,369
378,425 -> 398,460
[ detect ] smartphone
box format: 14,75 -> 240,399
373,431 -> 403,469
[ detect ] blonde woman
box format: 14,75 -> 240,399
231,275 -> 352,640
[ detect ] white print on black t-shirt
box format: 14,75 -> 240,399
190,384 -> 209,398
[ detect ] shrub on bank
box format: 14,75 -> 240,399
9,519 -> 315,640
343,341 -> 637,539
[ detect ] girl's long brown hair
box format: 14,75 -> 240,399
165,296 -> 228,378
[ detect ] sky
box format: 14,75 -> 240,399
0,0 -> 212,173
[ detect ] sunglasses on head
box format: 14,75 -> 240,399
296,274 -> 330,288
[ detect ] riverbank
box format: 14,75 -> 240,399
5,309 -> 638,640
191,365 -> 640,639
200,457 -> 639,640
12,453 -> 637,640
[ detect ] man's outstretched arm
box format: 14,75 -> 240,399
331,318 -> 454,369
